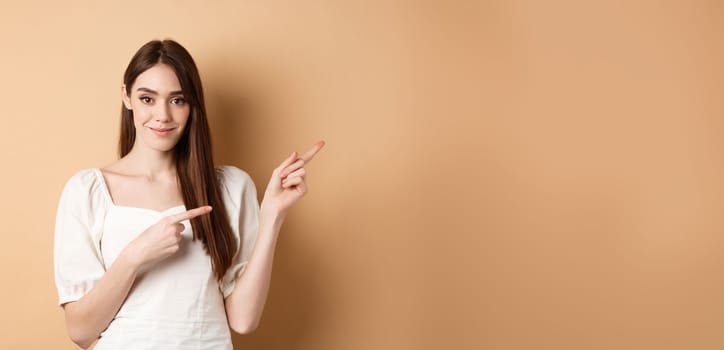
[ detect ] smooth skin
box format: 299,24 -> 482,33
61,63 -> 325,348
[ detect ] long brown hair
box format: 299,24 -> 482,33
119,39 -> 236,281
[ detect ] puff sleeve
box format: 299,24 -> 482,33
217,165 -> 260,298
53,170 -> 107,306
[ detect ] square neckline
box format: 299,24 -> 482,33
92,168 -> 186,215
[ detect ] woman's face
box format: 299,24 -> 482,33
122,63 -> 190,153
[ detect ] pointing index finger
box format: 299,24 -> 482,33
298,140 -> 325,164
168,206 -> 213,223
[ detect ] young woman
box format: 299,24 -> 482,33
53,39 -> 324,349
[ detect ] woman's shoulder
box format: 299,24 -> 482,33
57,168 -> 110,215
215,165 -> 257,206
62,168 -> 102,192
215,165 -> 254,187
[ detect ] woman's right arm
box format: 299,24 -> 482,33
62,252 -> 140,349
60,206 -> 213,349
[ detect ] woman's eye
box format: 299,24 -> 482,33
139,96 -> 152,103
171,98 -> 186,105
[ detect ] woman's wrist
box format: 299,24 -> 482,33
118,244 -> 144,274
259,204 -> 286,231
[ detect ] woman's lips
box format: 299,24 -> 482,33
149,127 -> 175,136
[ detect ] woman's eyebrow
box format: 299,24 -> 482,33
136,87 -> 184,95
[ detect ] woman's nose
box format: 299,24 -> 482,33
154,103 -> 172,122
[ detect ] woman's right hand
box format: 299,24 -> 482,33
122,206 -> 213,270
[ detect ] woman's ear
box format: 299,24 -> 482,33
121,84 -> 132,110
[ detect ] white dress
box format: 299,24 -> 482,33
53,165 -> 259,349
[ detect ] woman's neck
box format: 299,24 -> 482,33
122,146 -> 177,181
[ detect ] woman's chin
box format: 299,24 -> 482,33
142,141 -> 180,153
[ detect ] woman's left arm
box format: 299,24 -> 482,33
224,141 -> 325,334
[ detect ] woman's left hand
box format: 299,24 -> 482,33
260,140 -> 325,218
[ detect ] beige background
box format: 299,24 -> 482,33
1,0 -> 723,349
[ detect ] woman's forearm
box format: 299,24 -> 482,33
224,209 -> 284,333
63,252 -> 139,349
